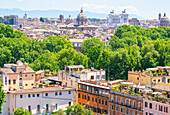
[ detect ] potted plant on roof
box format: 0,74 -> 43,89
39,83 -> 43,88
55,82 -> 60,86
162,72 -> 166,76
158,72 -> 161,76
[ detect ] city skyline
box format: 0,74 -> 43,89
0,0 -> 170,19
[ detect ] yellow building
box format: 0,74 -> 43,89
128,66 -> 170,86
0,61 -> 35,91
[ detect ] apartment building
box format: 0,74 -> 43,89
143,99 -> 169,115
6,86 -> 74,115
128,66 -> 170,86
0,61 -> 35,91
109,90 -> 143,115
78,80 -> 110,114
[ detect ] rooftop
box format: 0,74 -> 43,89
9,86 -> 75,94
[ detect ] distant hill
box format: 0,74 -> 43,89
0,8 -> 147,20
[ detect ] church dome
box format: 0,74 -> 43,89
161,13 -> 169,22
77,8 -> 87,20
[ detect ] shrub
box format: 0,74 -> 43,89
162,92 -> 167,95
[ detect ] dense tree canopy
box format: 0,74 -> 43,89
0,24 -> 169,80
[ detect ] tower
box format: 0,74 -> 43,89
159,13 -> 161,20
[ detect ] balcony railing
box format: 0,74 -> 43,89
109,90 -> 143,101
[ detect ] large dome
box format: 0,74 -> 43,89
161,13 -> 169,22
77,9 -> 87,20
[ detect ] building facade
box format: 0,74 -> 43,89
107,10 -> 128,26
0,61 -> 36,91
160,13 -> 169,27
143,99 -> 169,115
4,15 -> 19,25
7,86 -> 74,115
109,90 -> 143,115
128,67 -> 170,86
78,81 -> 109,114
128,18 -> 140,26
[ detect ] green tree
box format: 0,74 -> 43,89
0,80 -> 5,114
81,38 -> 104,54
13,107 -> 31,115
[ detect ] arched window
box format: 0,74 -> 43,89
37,105 -> 40,112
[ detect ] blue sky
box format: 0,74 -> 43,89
0,0 -> 169,19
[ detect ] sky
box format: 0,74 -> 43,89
0,0 -> 169,19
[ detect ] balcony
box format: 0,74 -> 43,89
109,90 -> 143,101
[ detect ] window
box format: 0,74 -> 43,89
101,75 -> 105,79
133,101 -> 136,108
125,109 -> 127,114
149,112 -> 153,115
111,105 -> 113,110
28,94 -> 31,98
92,97 -> 94,102
31,83 -> 34,86
45,93 -> 48,96
121,98 -> 123,104
137,77 -> 139,80
88,96 -> 90,101
55,92 -> 58,96
164,106 -> 168,113
68,91 -> 71,94
149,103 -> 152,109
95,98 -> 97,103
96,75 -> 100,79
78,93 -> 81,98
111,95 -> 113,102
25,84 -> 27,86
105,101 -> 107,105
37,94 -> 39,97
129,110 -> 131,115
33,94 -> 35,97
129,100 -> 132,107
158,79 -> 160,82
145,102 -> 148,107
102,100 -> 104,104
116,96 -> 118,103
5,77 -> 7,85
116,106 -> 118,111
99,99 -> 101,104
126,99 -> 128,105
59,91 -> 62,95
13,79 -> 16,84
37,105 -> 40,112
145,111 -> 148,115
91,76 -> 94,80
46,104 -> 48,110
69,102 -> 71,106
9,80 -> 11,84
159,105 -> 162,111
120,108 -> 123,113
28,106 -> 31,112
139,103 -> 141,109
85,95 -> 86,100
55,104 -> 57,110
32,74 -> 34,77
25,75 -> 27,77
20,95 -> 23,98
133,111 -> 135,115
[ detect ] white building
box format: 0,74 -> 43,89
3,86 -> 75,115
107,9 -> 128,26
